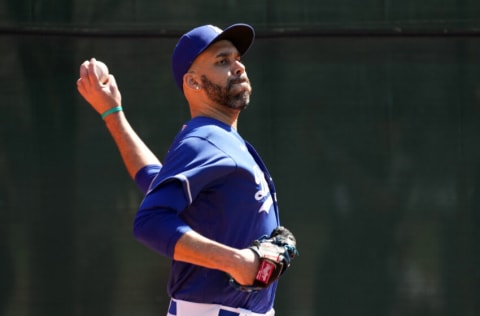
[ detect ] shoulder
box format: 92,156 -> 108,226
172,117 -> 245,157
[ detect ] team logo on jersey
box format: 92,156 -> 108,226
253,165 -> 273,214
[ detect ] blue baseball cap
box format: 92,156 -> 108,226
171,23 -> 255,91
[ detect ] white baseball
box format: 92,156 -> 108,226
95,60 -> 109,84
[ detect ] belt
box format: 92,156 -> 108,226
167,299 -> 275,316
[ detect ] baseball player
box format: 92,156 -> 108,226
77,23 -> 297,316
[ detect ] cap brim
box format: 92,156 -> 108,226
213,23 -> 255,56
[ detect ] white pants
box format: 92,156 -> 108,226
167,298 -> 275,316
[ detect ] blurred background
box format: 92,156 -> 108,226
1,1 -> 480,315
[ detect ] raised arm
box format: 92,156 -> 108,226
76,58 -> 161,179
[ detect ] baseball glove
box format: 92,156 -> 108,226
230,226 -> 298,292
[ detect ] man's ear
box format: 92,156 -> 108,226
184,73 -> 200,90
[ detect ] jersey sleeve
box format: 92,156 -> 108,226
133,180 -> 192,258
147,136 -> 237,205
134,164 -> 162,194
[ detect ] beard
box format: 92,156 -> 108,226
200,75 -> 252,110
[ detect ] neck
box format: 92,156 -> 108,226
190,102 -> 240,129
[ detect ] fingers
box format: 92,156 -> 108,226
82,58 -> 100,86
79,60 -> 90,79
76,60 -> 92,99
77,58 -> 110,93
76,78 -> 85,97
107,74 -> 121,97
87,58 -> 102,86
78,58 -> 105,86
77,60 -> 91,96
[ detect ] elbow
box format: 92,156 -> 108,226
132,217 -> 143,241
132,212 -> 151,244
132,218 -> 142,241
131,207 -> 189,259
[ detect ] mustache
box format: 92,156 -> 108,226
228,76 -> 249,85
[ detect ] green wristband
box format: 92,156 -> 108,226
101,106 -> 123,120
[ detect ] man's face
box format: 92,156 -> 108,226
190,40 -> 252,110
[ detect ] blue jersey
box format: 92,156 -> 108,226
134,116 -> 280,313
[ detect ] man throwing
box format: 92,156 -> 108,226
77,23 -> 297,316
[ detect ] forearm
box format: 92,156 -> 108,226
103,111 -> 161,179
174,230 -> 258,285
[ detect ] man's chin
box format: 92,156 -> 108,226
229,95 -> 250,110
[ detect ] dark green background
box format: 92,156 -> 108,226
1,1 -> 480,315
